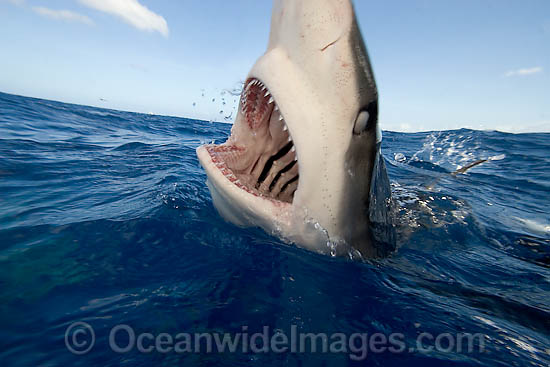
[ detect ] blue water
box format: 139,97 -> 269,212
0,91 -> 548,366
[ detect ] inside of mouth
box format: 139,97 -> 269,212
206,78 -> 299,204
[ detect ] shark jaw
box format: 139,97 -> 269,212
196,77 -> 313,247
197,0 -> 395,258
201,78 -> 299,205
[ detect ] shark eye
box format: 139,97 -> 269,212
353,102 -> 377,136
353,110 -> 369,135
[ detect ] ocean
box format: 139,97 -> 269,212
0,91 -> 548,366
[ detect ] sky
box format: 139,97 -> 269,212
0,0 -> 549,132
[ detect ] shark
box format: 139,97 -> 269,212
196,0 -> 395,258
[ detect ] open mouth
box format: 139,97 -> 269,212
204,78 -> 299,204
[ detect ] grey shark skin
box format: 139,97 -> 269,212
196,0 -> 395,258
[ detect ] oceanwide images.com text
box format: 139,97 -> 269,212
65,322 -> 486,360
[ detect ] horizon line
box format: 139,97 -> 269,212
1,90 -> 548,135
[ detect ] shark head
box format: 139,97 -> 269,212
197,0 -> 394,258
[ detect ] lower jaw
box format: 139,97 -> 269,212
197,148 -> 351,256
196,145 -> 293,210
197,145 -> 333,252
196,143 -> 295,248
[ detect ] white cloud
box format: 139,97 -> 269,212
32,6 -> 94,25
78,0 -> 169,37
504,66 -> 543,77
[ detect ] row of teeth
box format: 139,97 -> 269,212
244,79 -> 274,104
244,79 -> 291,138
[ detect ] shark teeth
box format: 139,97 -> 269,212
236,78 -> 299,201
209,79 -> 300,204
245,79 -> 263,92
